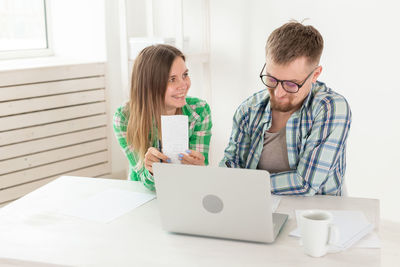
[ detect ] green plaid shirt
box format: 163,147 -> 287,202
220,81 -> 351,196
113,97 -> 212,191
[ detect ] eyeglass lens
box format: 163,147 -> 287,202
262,76 -> 299,93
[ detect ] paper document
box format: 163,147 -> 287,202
290,210 -> 379,250
161,115 -> 189,164
60,189 -> 155,223
271,195 -> 281,213
353,232 -> 381,248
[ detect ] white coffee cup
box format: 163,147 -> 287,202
299,210 -> 339,257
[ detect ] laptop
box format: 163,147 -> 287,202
152,163 -> 288,243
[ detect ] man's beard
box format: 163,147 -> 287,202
270,97 -> 294,112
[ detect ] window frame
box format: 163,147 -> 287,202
0,0 -> 53,60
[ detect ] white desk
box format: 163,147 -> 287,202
0,176 -> 398,267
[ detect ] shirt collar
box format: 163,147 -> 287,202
292,83 -> 316,118
181,102 -> 200,139
261,96 -> 273,125
182,102 -> 200,122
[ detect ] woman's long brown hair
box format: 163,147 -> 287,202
126,44 -> 185,170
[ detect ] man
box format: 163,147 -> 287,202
220,22 -> 351,196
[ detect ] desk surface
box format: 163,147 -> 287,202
0,176 -> 398,267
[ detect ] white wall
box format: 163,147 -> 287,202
50,0 -> 106,61
104,0 -> 130,179
209,0 -> 400,222
51,0 -> 127,179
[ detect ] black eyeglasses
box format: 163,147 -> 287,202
259,63 -> 317,93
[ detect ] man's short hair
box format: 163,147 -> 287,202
266,22 -> 323,66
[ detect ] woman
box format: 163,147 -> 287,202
113,44 -> 212,191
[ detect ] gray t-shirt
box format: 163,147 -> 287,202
257,127 -> 291,173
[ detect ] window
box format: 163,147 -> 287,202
0,0 -> 52,59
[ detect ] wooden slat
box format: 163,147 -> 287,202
0,89 -> 105,117
0,139 -> 108,174
0,199 -> 14,208
0,114 -> 107,146
0,63 -> 105,87
0,152 -> 108,189
0,77 -> 105,102
0,163 -> 110,203
0,127 -> 107,160
0,102 -> 106,132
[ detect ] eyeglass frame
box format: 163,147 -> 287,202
259,63 -> 318,93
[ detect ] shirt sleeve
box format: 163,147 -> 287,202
189,102 -> 213,165
219,105 -> 251,168
112,106 -> 156,191
270,97 -> 352,196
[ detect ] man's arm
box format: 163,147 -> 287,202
271,96 -> 352,195
219,107 -> 251,168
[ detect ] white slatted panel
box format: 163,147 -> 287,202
0,151 -> 108,189
0,77 -> 105,101
0,102 -> 106,132
0,139 -> 108,174
0,89 -> 105,116
0,163 -> 110,204
0,63 -> 111,205
0,200 -> 12,208
0,63 -> 105,86
0,127 -> 108,160
0,114 -> 107,146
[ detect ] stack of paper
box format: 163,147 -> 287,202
271,195 -> 281,213
290,210 -> 380,250
60,189 -> 155,223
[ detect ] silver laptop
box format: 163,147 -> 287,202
152,163 -> 288,243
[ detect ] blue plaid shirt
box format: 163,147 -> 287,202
220,81 -> 352,196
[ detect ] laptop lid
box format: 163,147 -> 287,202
153,163 -> 281,243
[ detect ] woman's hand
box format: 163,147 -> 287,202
144,147 -> 170,174
179,150 -> 205,166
